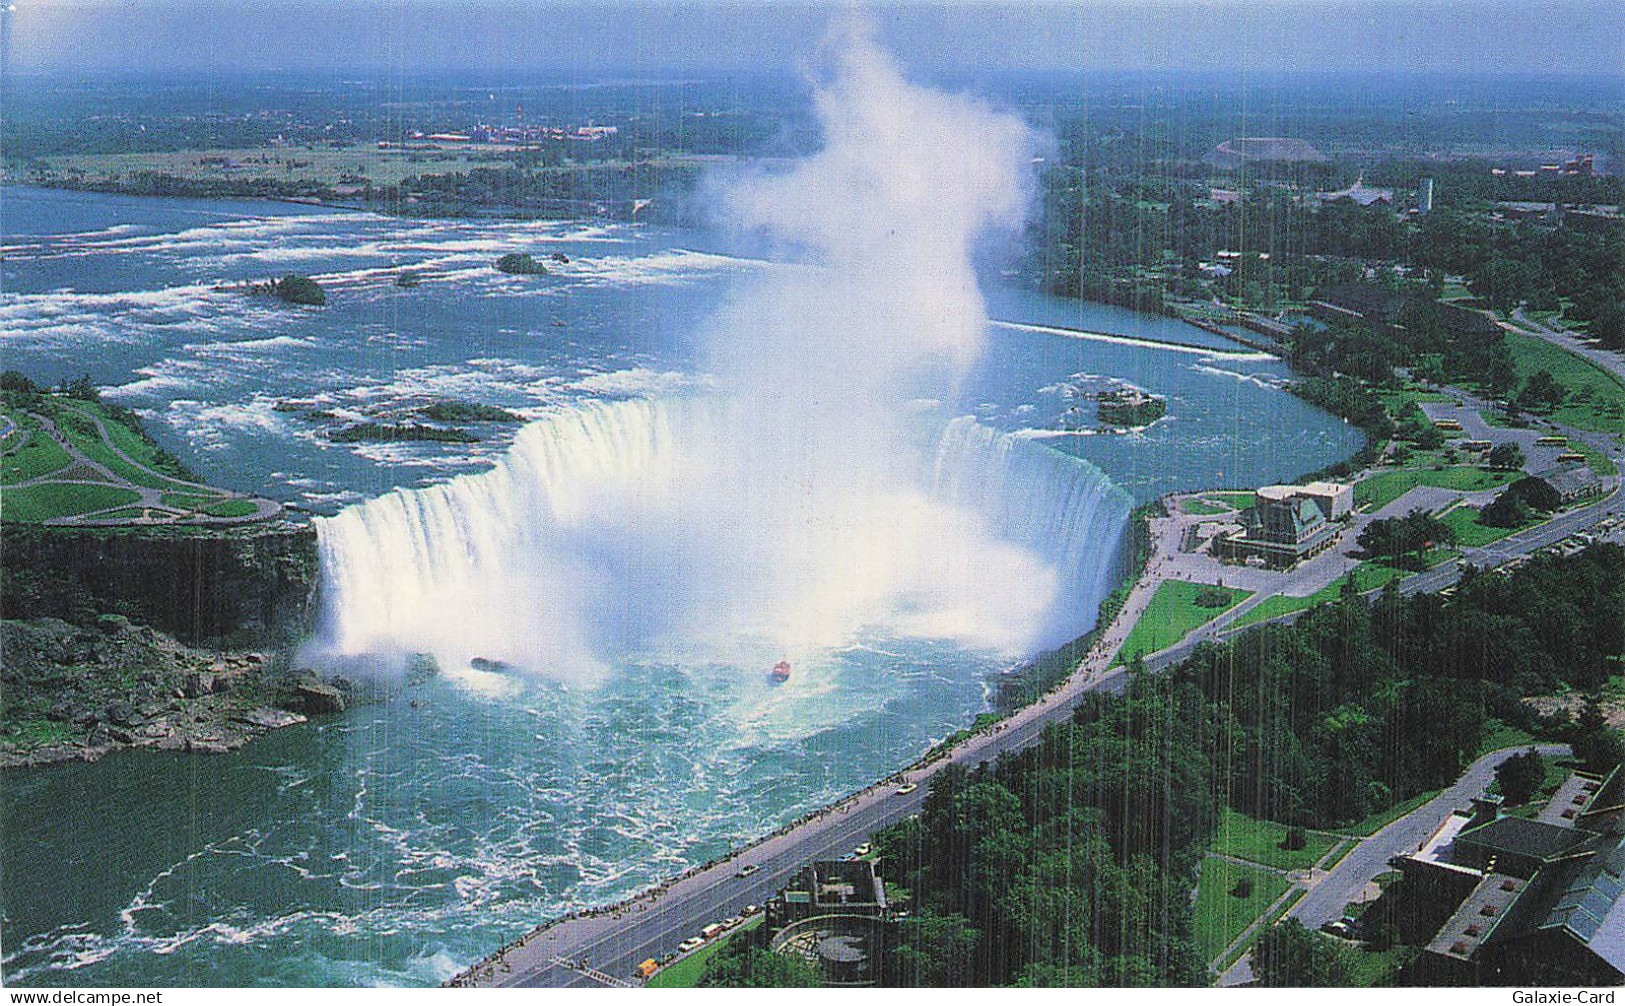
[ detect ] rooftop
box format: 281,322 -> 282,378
1458,816 -> 1595,863
1428,872 -> 1526,960
1539,833 -> 1625,971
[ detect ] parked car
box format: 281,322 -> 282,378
853,843 -> 872,856
678,937 -> 704,953
743,904 -> 760,916
896,782 -> 918,795
701,923 -> 726,940
735,863 -> 759,878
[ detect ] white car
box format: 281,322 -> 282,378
735,863 -> 759,878
853,843 -> 872,857
896,782 -> 918,795
678,937 -> 704,953
743,904 -> 760,916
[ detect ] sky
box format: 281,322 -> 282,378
4,0 -> 1622,79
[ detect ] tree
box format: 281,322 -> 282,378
1481,487 -> 1532,529
1487,442 -> 1526,471
0,371 -> 38,394
1254,920 -> 1350,987
886,911 -> 981,987
1495,749 -> 1545,806
1520,370 -> 1566,412
1573,697 -> 1624,773
269,274 -> 326,306
1282,826 -> 1308,851
1511,476 -> 1561,512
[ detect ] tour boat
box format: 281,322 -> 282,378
769,661 -> 791,684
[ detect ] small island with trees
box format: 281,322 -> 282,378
495,252 -> 549,276
228,274 -> 327,306
1095,386 -> 1168,427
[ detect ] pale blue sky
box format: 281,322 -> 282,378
5,1 -> 1622,78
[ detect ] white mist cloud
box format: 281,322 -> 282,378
311,27 -> 1129,686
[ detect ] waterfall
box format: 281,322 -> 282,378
930,417 -> 1132,648
314,399 -> 1132,681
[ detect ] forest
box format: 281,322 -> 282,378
699,543 -> 1625,987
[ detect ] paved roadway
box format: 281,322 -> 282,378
1286,743 -> 1570,931
458,376 -> 1625,989
463,474 -> 1620,988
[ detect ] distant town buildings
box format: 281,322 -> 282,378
1316,175 -> 1395,207
397,123 -> 620,147
1206,136 -> 1326,169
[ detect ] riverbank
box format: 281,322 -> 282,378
0,616 -> 325,768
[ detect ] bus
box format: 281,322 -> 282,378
1537,435 -> 1568,446
1557,452 -> 1587,464
1434,419 -> 1464,431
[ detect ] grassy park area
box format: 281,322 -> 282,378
1112,579 -> 1250,665
1228,563 -> 1410,630
0,386 -> 272,525
1439,503 -> 1531,548
1210,808 -> 1340,873
1193,858 -> 1292,963
1502,329 -> 1625,434
1354,464 -> 1519,511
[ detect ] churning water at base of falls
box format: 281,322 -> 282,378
0,188 -> 1364,986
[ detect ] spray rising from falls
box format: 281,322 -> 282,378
312,27 -> 1133,683
315,401 -> 1130,680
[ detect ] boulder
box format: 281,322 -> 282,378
291,677 -> 345,715
234,708 -> 307,730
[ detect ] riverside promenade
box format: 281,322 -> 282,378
452,506 -> 1206,988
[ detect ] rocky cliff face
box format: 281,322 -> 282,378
0,616 -> 314,767
1,518 -> 319,647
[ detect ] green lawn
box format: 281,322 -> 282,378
1181,498 -> 1230,515
0,415 -> 73,485
1439,505 -> 1532,548
1476,718 -> 1536,758
1480,408 -> 1530,430
55,403 -> 196,492
1503,329 -> 1625,434
1208,491 -> 1257,510
1210,808 -> 1340,872
203,498 -> 259,518
1354,465 -> 1518,512
1,483 -> 141,523
1343,944 -> 1418,987
1376,387 -> 1451,415
646,916 -> 763,987
1570,440 -> 1619,477
1194,858 -> 1292,962
161,491 -> 224,510
1112,579 -> 1251,666
1228,563 -> 1410,630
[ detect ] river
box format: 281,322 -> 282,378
0,186 -> 1361,985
